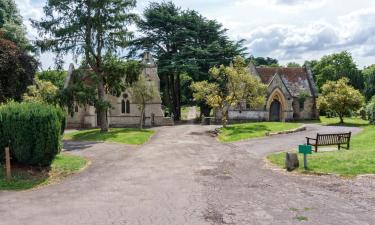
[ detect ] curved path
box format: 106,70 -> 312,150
0,124 -> 374,225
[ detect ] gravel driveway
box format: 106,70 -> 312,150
0,124 -> 374,225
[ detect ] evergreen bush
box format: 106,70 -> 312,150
367,97 -> 375,125
0,102 -> 65,166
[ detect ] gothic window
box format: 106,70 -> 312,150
121,99 -> 131,114
75,105 -> 79,112
299,100 -> 305,111
121,100 -> 126,114
126,100 -> 130,114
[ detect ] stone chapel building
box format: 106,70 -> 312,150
65,53 -> 174,128
224,62 -> 319,122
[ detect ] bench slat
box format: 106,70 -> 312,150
308,132 -> 351,152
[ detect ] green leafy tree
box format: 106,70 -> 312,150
191,56 -> 267,127
312,51 -> 364,90
23,78 -> 59,104
363,64 -> 375,77
36,70 -> 68,90
0,0 -> 31,50
132,1 -> 245,120
61,56 -> 142,118
0,34 -> 38,102
249,56 -> 279,67
317,78 -> 365,123
131,75 -> 157,129
286,62 -> 301,68
34,0 -> 138,132
363,64 -> 375,100
367,96 -> 375,125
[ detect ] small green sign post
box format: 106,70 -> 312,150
298,145 -> 312,170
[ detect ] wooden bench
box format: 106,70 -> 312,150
306,132 -> 351,152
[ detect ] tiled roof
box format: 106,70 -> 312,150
255,67 -> 313,97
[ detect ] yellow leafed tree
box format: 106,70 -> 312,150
318,78 -> 364,123
191,56 -> 267,127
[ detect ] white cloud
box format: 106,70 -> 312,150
244,7 -> 375,65
15,0 -> 375,68
15,0 -> 43,39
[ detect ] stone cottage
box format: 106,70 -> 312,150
65,53 -> 174,128
224,63 -> 319,122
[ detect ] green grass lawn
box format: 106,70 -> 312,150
218,122 -> 302,142
0,154 -> 87,191
319,116 -> 369,126
268,117 -> 375,176
64,128 -> 155,145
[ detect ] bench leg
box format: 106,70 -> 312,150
338,144 -> 341,150
347,142 -> 350,150
315,145 -> 318,152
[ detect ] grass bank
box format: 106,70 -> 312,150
218,122 -> 301,142
64,128 -> 155,145
267,117 -> 375,176
0,154 -> 87,191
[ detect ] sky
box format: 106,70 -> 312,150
15,0 -> 375,69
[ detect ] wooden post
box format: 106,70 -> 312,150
5,147 -> 11,179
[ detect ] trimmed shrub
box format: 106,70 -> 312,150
0,102 -> 65,166
367,97 -> 375,125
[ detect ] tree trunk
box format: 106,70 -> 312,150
175,72 -> 181,121
98,77 -> 108,132
339,114 -> 344,124
200,104 -> 211,117
140,105 -> 145,129
170,73 -> 179,121
221,107 -> 228,128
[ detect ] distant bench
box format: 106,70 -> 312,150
306,132 -> 352,152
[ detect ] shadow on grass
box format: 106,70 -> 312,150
68,128 -> 152,141
222,124 -> 269,136
0,165 -> 50,191
324,122 -> 369,128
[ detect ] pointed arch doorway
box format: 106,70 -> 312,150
270,99 -> 281,121
267,88 -> 287,122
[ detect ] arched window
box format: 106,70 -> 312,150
126,100 -> 130,114
75,105 -> 79,112
121,100 -> 126,114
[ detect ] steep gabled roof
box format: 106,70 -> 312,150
254,67 -> 316,97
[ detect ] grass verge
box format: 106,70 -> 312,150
64,128 -> 155,145
267,117 -> 375,176
218,122 -> 301,142
0,154 -> 87,191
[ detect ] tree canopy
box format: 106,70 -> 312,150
191,56 -> 266,127
131,75 -> 157,129
317,78 -> 364,123
36,70 -> 68,90
132,1 -> 246,119
363,64 -> 375,100
249,56 -> 279,67
286,62 -> 301,68
0,0 -> 31,50
0,34 -> 38,102
312,51 -> 364,91
34,0 -> 138,132
23,78 -> 59,104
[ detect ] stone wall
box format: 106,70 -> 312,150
292,97 -> 316,120
228,110 -> 268,121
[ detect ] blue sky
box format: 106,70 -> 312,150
16,0 -> 375,69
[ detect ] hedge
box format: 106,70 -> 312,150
0,102 -> 65,167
